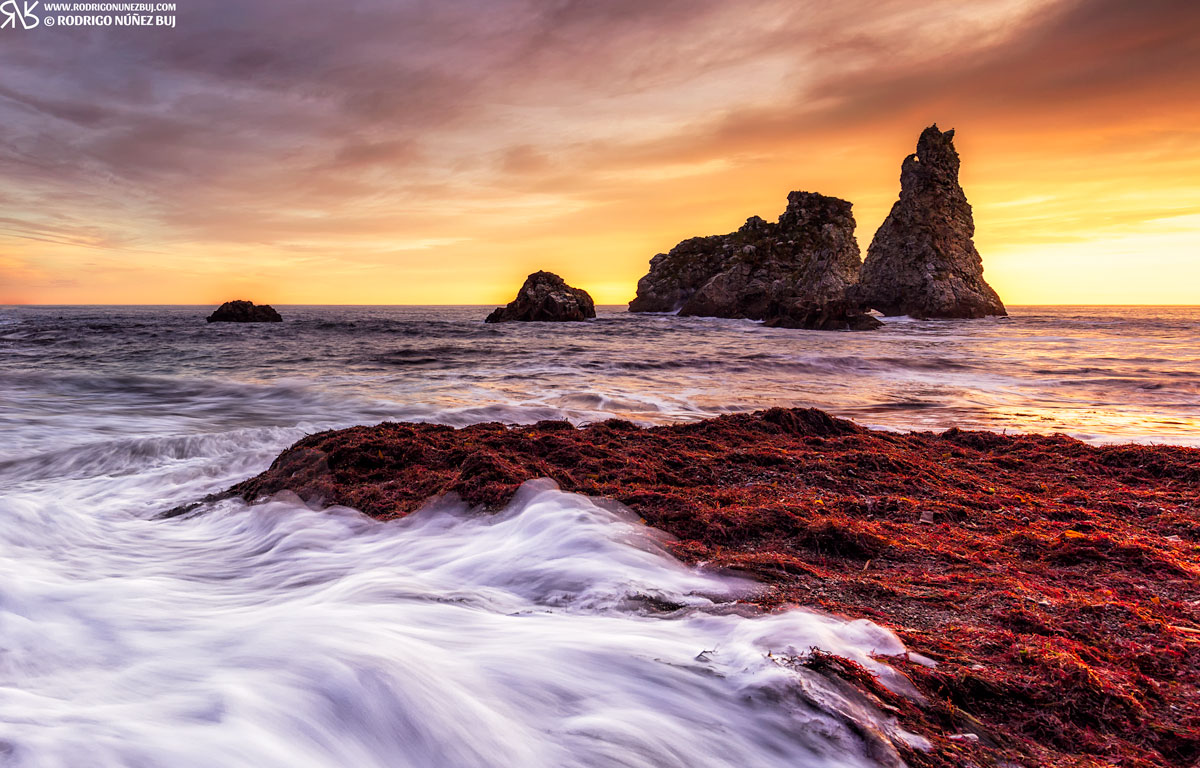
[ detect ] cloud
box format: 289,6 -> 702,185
0,0 -> 1197,303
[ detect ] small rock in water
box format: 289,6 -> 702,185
485,271 -> 596,323
762,298 -> 882,331
206,300 -> 283,323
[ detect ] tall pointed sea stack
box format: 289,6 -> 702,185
859,125 -> 1005,319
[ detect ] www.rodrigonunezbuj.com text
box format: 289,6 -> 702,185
1,1 -> 176,28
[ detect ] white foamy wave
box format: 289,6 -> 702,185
0,480 -> 921,768
0,426 -> 316,517
0,427 -> 303,485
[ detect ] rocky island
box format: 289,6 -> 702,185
627,191 -> 876,329
629,126 -> 1006,326
858,125 -> 1006,318
485,271 -> 596,323
227,409 -> 1200,768
206,300 -> 283,323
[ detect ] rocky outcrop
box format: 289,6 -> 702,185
858,125 -> 1005,319
206,300 -> 282,323
485,271 -> 596,323
629,127 -> 1004,324
225,410 -> 1200,768
628,192 -> 865,321
762,298 -> 883,331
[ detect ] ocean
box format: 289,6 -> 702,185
1,304 -> 1197,767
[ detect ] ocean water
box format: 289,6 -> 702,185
1,304 -> 1197,767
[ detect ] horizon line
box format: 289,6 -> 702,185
5,303 -> 1200,309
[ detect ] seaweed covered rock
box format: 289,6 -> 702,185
628,192 -> 863,320
858,126 -> 1006,319
228,410 -> 1200,768
485,271 -> 596,323
762,298 -> 883,331
206,300 -> 282,323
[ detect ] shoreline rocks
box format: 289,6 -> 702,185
485,271 -> 596,323
628,192 -> 864,321
858,125 -> 1006,318
762,298 -> 883,331
206,300 -> 282,323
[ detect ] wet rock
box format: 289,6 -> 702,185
485,271 -> 595,323
762,298 -> 883,331
858,125 -> 1006,319
206,300 -> 283,323
628,192 -> 863,320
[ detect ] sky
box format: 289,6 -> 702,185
0,0 -> 1198,305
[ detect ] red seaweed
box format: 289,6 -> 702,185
231,408 -> 1200,767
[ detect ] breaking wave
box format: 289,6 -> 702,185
0,477 -> 924,768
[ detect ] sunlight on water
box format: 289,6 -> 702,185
2,305 -> 1196,446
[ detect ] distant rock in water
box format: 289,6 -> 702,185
206,300 -> 282,323
628,191 -> 864,321
762,298 -> 883,332
485,271 -> 596,323
858,126 -> 1006,319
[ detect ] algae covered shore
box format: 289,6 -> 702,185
233,408 -> 1200,768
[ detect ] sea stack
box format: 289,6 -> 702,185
629,191 -> 874,328
858,125 -> 1006,319
206,300 -> 283,323
485,271 -> 596,323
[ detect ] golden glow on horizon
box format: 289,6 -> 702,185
3,125 -> 1198,307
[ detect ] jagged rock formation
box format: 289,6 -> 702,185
628,192 -> 865,322
485,271 -> 596,323
762,298 -> 883,331
858,125 -> 1005,319
206,300 -> 282,323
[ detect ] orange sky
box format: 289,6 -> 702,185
0,0 -> 1197,306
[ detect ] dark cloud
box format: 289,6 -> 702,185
809,0 -> 1200,120
559,0 -> 1200,172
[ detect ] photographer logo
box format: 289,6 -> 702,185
0,0 -> 40,28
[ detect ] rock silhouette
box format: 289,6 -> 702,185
485,271 -> 596,323
762,298 -> 882,331
858,125 -> 1005,319
628,192 -> 865,323
206,300 -> 282,323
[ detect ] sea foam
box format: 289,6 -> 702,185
0,478 -> 922,768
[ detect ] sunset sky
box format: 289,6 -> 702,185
1,0 -> 1197,306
